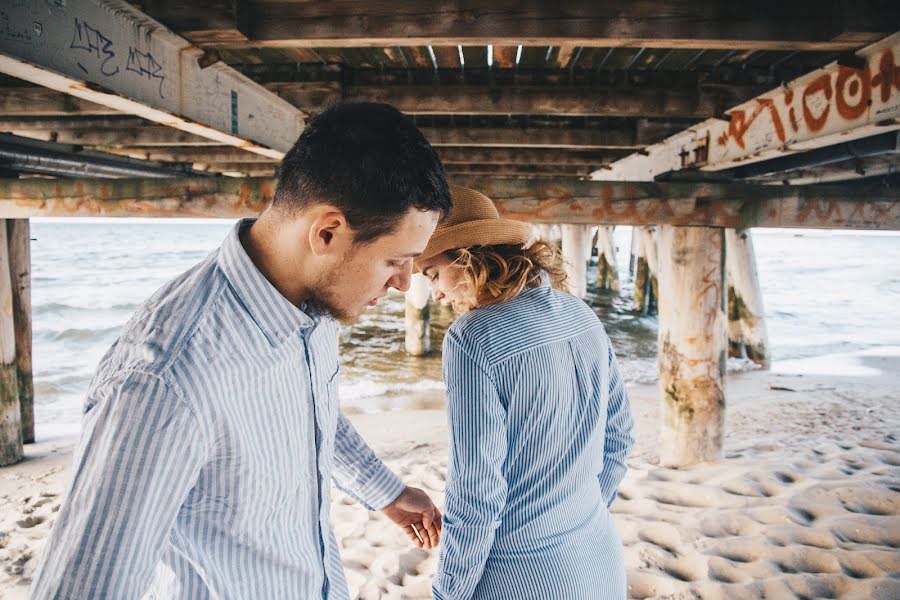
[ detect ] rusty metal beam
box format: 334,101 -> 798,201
0,0 -> 303,158
602,33 -> 900,180
0,176 -> 896,230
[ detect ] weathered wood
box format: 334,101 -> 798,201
0,1 -> 303,158
725,229 -> 770,368
0,223 -> 22,466
2,121 -> 687,151
182,1 -> 891,51
144,0 -> 251,45
445,165 -> 592,177
404,274 -> 431,356
633,227 -> 658,314
657,225 -> 727,467
437,148 -> 623,166
99,146 -> 282,164
420,125 -> 668,149
0,88 -> 117,117
0,177 -> 897,230
595,225 -> 619,292
333,83 -> 765,119
5,220 -> 33,444
628,226 -> 639,275
560,224 -> 591,299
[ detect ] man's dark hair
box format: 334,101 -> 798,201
273,102 -> 451,244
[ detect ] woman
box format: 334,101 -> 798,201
416,186 -> 635,600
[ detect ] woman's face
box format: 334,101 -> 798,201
418,252 -> 474,313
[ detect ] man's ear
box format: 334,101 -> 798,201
308,208 -> 350,257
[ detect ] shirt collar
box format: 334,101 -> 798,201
217,218 -> 318,345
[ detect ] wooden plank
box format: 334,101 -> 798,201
337,83 -> 765,118
0,88 -> 118,117
0,176 -> 896,230
0,0 -> 304,158
436,148 -> 624,166
421,124 -> 678,149
143,0 -> 250,45
7,125 -> 226,147
189,1 -> 894,51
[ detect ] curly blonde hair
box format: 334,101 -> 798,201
449,240 -> 568,309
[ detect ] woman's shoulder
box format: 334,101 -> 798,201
446,285 -> 602,364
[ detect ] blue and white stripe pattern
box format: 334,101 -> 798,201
434,277 -> 635,600
31,219 -> 405,599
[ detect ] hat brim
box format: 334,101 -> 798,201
414,218 -> 532,272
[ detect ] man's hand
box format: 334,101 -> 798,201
382,486 -> 442,549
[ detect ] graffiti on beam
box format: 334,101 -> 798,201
67,17 -> 167,98
70,17 -> 118,76
126,47 -> 166,99
714,48 -> 900,154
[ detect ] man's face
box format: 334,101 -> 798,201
312,208 -> 441,323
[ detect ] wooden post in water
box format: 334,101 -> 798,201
560,224 -> 590,299
657,226 -> 727,467
0,222 -> 21,466
725,229 -> 770,368
633,227 -> 659,314
628,227 -> 640,275
6,220 -> 33,443
595,225 -> 619,291
405,273 -> 431,356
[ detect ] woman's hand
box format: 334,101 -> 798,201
382,486 -> 443,549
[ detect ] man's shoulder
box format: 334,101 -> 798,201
97,251 -> 230,382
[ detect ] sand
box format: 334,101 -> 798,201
1,361 -> 898,599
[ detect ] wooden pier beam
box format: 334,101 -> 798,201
725,229 -> 771,368
595,225 -> 619,292
0,222 -> 22,466
657,226 -> 727,467
560,224 -> 591,299
404,274 -> 431,356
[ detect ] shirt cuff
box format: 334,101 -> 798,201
355,462 -> 406,511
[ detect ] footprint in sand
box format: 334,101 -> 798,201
16,515 -> 45,529
637,522 -> 682,555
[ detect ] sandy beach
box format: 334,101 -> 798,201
1,360 -> 898,599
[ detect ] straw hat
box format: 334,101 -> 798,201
414,185 -> 532,271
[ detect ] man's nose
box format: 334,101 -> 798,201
390,262 -> 412,292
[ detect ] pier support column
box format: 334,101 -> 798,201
560,224 -> 591,299
0,222 -> 21,466
6,220 -> 33,444
657,226 -> 726,467
629,227 -> 640,275
595,225 -> 619,292
633,226 -> 659,314
405,273 -> 431,356
725,229 -> 770,369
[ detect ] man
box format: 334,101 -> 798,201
32,102 -> 452,599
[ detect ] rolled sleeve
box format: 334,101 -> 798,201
332,411 -> 405,510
